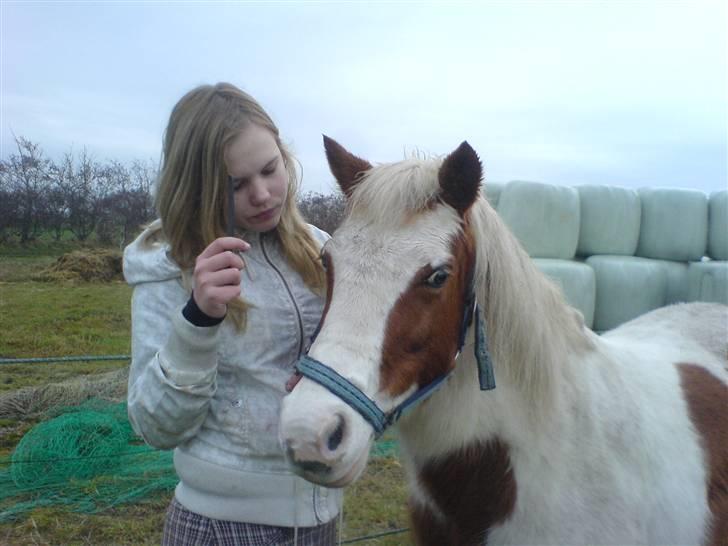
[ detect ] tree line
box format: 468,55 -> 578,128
1,137 -> 346,247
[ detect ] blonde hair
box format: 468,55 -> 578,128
149,82 -> 325,330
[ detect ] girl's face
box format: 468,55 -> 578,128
225,123 -> 289,233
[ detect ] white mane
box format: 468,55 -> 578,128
469,198 -> 594,408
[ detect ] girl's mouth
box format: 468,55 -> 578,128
250,206 -> 279,223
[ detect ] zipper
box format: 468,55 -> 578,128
260,234 -> 305,359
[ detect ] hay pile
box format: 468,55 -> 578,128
34,249 -> 123,282
0,368 -> 128,420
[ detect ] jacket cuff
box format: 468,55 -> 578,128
182,293 -> 225,327
159,309 -> 221,386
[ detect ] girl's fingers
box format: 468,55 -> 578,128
194,284 -> 242,318
197,251 -> 245,274
205,284 -> 242,306
196,267 -> 241,291
198,237 -> 250,260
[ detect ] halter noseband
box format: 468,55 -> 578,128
295,284 -> 496,439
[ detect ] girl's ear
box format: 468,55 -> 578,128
323,135 -> 372,198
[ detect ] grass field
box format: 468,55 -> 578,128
0,246 -> 413,545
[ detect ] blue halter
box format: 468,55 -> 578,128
295,294 -> 496,439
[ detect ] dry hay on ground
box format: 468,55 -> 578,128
33,249 -> 123,282
0,367 -> 128,420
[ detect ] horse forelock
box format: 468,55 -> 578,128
347,156 -> 444,226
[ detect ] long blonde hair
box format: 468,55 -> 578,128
149,82 -> 325,330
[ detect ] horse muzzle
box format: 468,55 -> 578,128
280,381 -> 374,487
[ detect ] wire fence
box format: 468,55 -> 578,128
0,355 -> 130,365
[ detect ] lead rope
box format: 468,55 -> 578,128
293,478 -> 299,546
337,499 -> 343,546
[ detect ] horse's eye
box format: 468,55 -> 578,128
319,241 -> 331,270
425,268 -> 450,288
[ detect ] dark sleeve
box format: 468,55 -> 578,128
182,293 -> 225,327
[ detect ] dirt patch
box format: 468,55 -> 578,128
33,249 -> 123,282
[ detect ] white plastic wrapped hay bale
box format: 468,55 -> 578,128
576,185 -> 641,257
708,190 -> 728,261
636,188 -> 708,261
688,261 -> 728,304
496,180 -> 580,259
534,258 -> 596,328
585,255 -> 667,332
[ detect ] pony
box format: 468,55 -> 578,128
279,137 -> 728,546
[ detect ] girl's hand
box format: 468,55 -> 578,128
192,237 -> 250,318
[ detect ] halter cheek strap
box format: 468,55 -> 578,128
295,301 -> 496,439
475,304 -> 496,390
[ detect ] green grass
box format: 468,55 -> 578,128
0,256 -> 59,282
343,456 -> 412,544
0,244 -> 415,545
0,282 -> 132,357
0,281 -> 132,392
1,497 -> 169,546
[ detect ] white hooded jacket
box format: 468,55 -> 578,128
123,220 -> 342,526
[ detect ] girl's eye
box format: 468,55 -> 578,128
425,268 -> 450,288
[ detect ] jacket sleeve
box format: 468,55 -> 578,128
127,280 -> 220,449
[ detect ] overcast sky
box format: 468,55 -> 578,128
2,1 -> 726,195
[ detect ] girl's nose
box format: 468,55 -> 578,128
249,179 -> 270,206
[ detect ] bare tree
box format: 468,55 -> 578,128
95,159 -> 157,247
58,147 -> 108,242
297,192 -> 346,234
0,188 -> 20,243
0,136 -> 53,243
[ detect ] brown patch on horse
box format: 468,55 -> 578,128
323,136 -> 372,198
411,439 -> 517,545
677,363 -> 728,545
379,222 -> 476,397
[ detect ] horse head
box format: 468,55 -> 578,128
279,136 -> 487,487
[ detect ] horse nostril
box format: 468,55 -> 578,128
327,416 -> 345,452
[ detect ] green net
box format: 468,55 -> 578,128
0,398 -> 400,523
0,399 -> 176,522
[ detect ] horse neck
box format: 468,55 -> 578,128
398,200 -> 595,462
471,199 -> 593,411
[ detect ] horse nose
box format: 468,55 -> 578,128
326,414 -> 345,452
283,413 -> 347,468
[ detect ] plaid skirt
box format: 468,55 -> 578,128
162,497 -> 338,546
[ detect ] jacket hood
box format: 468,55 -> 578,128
123,220 -> 183,286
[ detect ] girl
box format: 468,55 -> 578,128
123,82 -> 342,545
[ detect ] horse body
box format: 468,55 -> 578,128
279,137 -> 728,545
400,305 -> 723,545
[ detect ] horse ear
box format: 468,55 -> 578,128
323,135 -> 372,198
438,141 -> 483,215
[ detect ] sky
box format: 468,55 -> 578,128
2,1 -> 726,195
